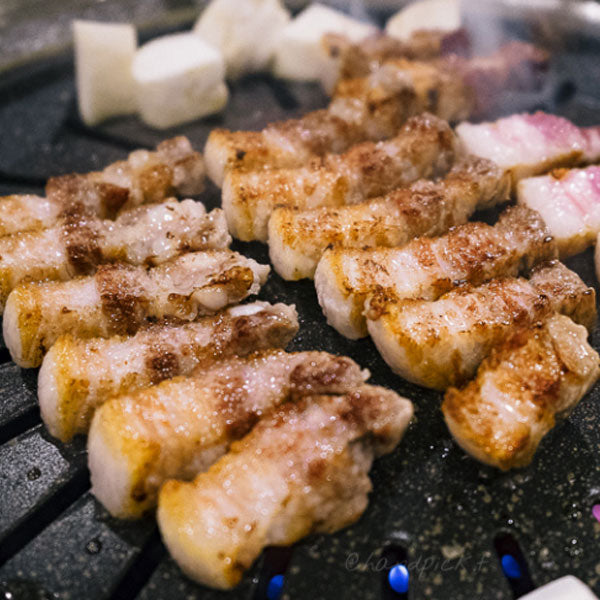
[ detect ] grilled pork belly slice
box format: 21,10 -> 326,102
0,200 -> 230,313
443,314 -> 600,470
88,350 -> 370,518
157,385 -> 413,589
39,301 -> 298,442
204,68 -> 419,186
457,112 -> 600,188
368,41 -> 547,125
366,261 -> 596,390
315,205 -> 557,339
518,166 -> 600,258
205,42 -> 546,186
0,137 -> 205,239
55,135 -> 206,211
0,194 -> 62,238
223,113 -> 456,241
321,29 -> 470,92
269,156 -> 510,280
4,250 -> 269,368
158,385 -> 413,589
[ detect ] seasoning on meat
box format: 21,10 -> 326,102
39,301 -> 299,442
315,205 -> 557,339
88,350 -> 370,518
157,385 -> 413,589
443,314 -> 600,470
4,250 -> 269,368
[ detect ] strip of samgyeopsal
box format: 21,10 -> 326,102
315,205 -> 557,339
38,301 -> 299,442
443,314 -> 600,470
157,386 -> 413,589
320,29 -> 471,92
88,350 -> 370,517
4,250 -> 269,368
0,136 -> 205,237
457,112 -> 600,187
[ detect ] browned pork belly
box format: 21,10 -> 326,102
366,261 -> 596,390
88,350 -> 370,518
443,314 -> 600,470
205,70 -> 417,186
157,385 -> 413,589
268,156 -> 510,280
223,113 -> 457,241
4,250 -> 269,368
321,28 -> 471,92
0,200 -> 230,313
38,301 -> 299,442
204,41 -> 547,186
315,205 -> 557,339
0,137 -> 204,237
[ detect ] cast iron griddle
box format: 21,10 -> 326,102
0,12 -> 599,600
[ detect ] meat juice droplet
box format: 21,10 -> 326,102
86,538 -> 102,554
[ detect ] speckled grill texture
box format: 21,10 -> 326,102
0,14 -> 599,600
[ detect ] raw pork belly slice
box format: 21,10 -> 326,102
457,112 -> 600,186
518,165 -> 600,257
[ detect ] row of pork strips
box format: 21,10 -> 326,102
35,294 -> 412,589
205,38 -> 548,189
212,39 -> 551,247
204,50 -> 600,470
0,135 -> 213,316
229,110 -> 600,277
0,137 -> 271,368
0,144 -> 415,584
217,56 -> 548,243
37,301 -> 413,589
311,113 -> 600,469
20,282 -> 412,587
